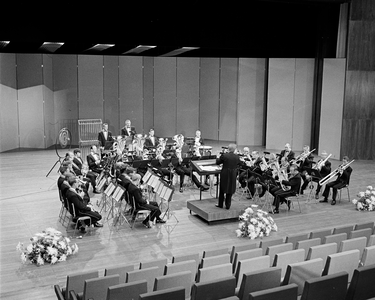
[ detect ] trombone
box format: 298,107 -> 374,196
319,159 -> 354,186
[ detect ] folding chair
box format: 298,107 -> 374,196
130,196 -> 150,229
68,201 -> 92,236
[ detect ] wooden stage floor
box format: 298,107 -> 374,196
0,147 -> 374,299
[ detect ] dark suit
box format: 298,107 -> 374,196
216,152 -> 240,209
66,189 -> 101,225
98,130 -> 113,148
144,136 -> 159,148
301,159 -> 331,194
272,173 -> 302,210
87,153 -> 102,174
73,157 -> 98,191
279,150 -> 295,163
121,126 -> 136,139
323,166 -> 352,201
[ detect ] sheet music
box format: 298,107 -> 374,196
142,170 -> 152,183
104,182 -> 116,196
160,185 -> 168,199
200,165 -> 220,172
155,179 -> 163,194
164,187 -> 173,201
97,177 -> 107,191
112,186 -> 125,202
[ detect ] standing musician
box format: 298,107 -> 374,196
97,123 -> 114,152
144,128 -> 159,149
121,119 -> 136,140
279,143 -> 295,165
321,156 -> 353,205
269,164 -> 301,213
301,150 -> 331,198
216,143 -> 241,210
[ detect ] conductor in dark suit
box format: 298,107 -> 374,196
216,143 -> 240,209
121,119 -> 136,140
98,123 -> 113,150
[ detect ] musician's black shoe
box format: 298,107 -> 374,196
287,201 -> 291,211
331,200 -> 336,205
79,226 -> 87,233
269,209 -> 279,214
215,205 -> 223,208
315,194 -> 319,199
179,187 -> 183,193
93,222 -> 103,227
200,186 -> 209,191
320,198 -> 328,203
142,220 -> 151,228
156,219 -> 166,224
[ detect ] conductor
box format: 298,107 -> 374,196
216,143 -> 240,209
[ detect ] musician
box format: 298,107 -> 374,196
97,123 -> 113,151
87,145 -> 103,174
297,145 -> 315,193
238,147 -> 252,188
57,166 -> 73,197
279,143 -> 295,164
121,119 -> 136,140
247,151 -> 266,198
194,130 -> 204,146
118,167 -> 165,228
144,128 -> 159,148
270,164 -> 301,214
321,156 -> 352,205
301,150 -> 331,198
216,143 -> 241,209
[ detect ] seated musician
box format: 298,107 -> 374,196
97,123 -> 114,153
194,130 -> 204,147
321,156 -> 352,205
72,149 -> 100,194
121,119 -> 136,140
279,143 -> 295,165
144,128 -> 159,149
66,177 -> 103,233
118,167 -> 165,228
238,147 -> 252,188
87,145 -> 103,174
301,150 -> 331,198
152,145 -> 174,183
296,145 -> 315,193
247,151 -> 267,198
57,166 -> 74,198
270,164 -> 301,214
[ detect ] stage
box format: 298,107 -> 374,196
187,197 -> 255,224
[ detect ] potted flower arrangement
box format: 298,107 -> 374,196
236,205 -> 278,239
16,228 -> 78,266
352,185 -> 375,211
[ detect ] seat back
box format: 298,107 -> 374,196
248,283 -> 298,300
273,249 -> 305,280
140,258 -> 167,276
233,248 -> 263,274
349,227 -> 372,241
282,258 -> 324,295
354,221 -> 374,231
106,280 -> 147,300
237,267 -> 282,300
360,245 -> 375,267
139,286 -> 185,300
154,271 -> 191,299
346,264 -> 375,300
235,255 -> 270,287
285,233 -> 309,249
332,224 -> 354,236
266,242 -> 293,267
83,275 -> 119,300
126,266 -> 160,292
54,285 -> 65,300
230,243 -> 257,263
172,252 -> 200,270
259,237 -> 284,255
306,243 -> 337,265
368,234 -> 375,247
202,247 -> 229,258
322,233 -> 347,251
322,249 -> 360,282
191,276 -> 236,300
197,263 -> 232,283
308,229 -> 332,243
300,271 -> 348,300
338,236 -> 367,257
164,259 -> 197,284
200,253 -> 230,269
65,270 -> 99,300
296,238 -> 321,260
104,264 -> 134,283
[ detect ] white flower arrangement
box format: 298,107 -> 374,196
352,185 -> 375,212
16,228 -> 78,266
236,205 -> 278,239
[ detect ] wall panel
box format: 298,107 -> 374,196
237,58 -> 266,147
219,58 -> 238,141
319,58 -> 346,160
199,58 -> 220,140
119,56 -> 144,134
176,57 -> 200,137
266,58 -> 295,150
42,54 -> 55,148
103,56 -> 119,135
78,55 -> 103,120
0,53 -> 19,152
143,57 -> 154,133
154,57 -> 177,137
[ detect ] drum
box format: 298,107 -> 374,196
199,145 -> 212,156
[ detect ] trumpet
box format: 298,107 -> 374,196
319,159 -> 354,186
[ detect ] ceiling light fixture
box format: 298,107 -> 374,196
40,42 -> 64,53
123,45 -> 156,54
160,47 -> 200,57
86,44 -> 115,51
0,41 -> 10,49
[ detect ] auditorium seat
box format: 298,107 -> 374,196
172,252 -> 200,269
338,236 -> 367,257
345,264 -> 375,300
265,242 -> 293,267
71,274 -> 119,300
202,247 -> 229,258
236,267 -> 282,300
191,276 -> 237,300
232,248 -> 263,274
296,238 -> 321,260
104,264 -> 134,283
200,253 -> 231,268
354,221 -> 374,231
61,270 -> 99,300
197,263 -> 232,283
126,266 -> 160,292
360,245 -> 375,267
153,271 -> 192,299
322,249 -> 360,282
164,259 -> 197,284
105,280 -> 147,300
230,243 -> 257,263
322,233 -> 347,251
368,234 -> 375,246
308,228 -> 332,243
259,237 -> 284,255
300,271 -> 348,300
282,258 -> 324,295
139,258 -> 167,276
285,233 -> 309,249
306,243 -> 337,265
235,255 -> 271,287
248,283 -> 298,300
349,227 -> 372,241
273,249 -> 305,280
332,224 -> 355,237
139,286 -> 185,300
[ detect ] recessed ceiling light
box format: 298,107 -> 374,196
40,42 -> 64,53
160,47 -> 200,57
123,45 -> 156,54
86,44 -> 115,51
0,41 -> 10,49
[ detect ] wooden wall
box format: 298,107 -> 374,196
342,0 -> 375,160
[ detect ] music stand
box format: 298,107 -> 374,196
150,159 -> 160,168
161,158 -> 171,168
132,159 -> 151,169
261,172 -> 275,214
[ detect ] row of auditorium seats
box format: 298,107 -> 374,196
54,221 -> 375,300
